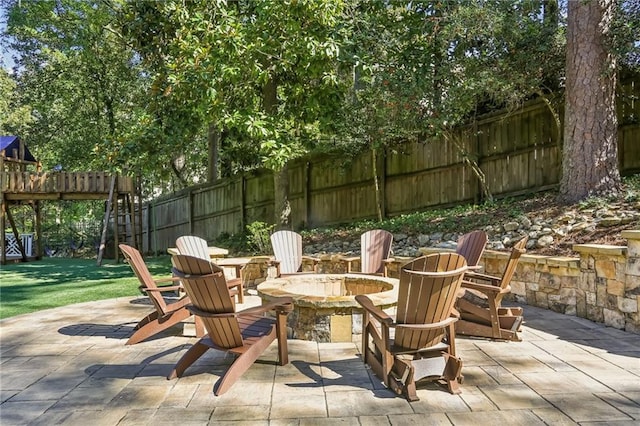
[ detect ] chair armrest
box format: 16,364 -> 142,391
141,285 -> 183,293
187,297 -> 293,318
302,255 -> 320,273
341,255 -> 358,270
355,295 -> 394,325
267,258 -> 282,277
187,306 -> 236,318
238,296 -> 294,316
154,276 -> 183,285
396,316 -> 458,331
404,265 -> 469,278
226,277 -> 242,289
341,255 -> 360,273
464,271 -> 500,284
461,280 -> 508,294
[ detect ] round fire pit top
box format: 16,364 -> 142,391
257,273 -> 399,309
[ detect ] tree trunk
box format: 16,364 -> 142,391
371,147 -> 383,222
446,130 -> 493,203
274,164 -> 291,229
263,74 -> 292,228
559,0 -> 621,203
207,123 -> 220,183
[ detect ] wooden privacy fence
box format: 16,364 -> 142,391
141,93 -> 640,254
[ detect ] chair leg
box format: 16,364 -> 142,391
442,353 -> 463,394
275,311 -> 289,365
194,317 -> 205,338
237,282 -> 244,304
132,311 -> 160,331
167,340 -> 209,379
360,311 -> 370,364
504,307 -> 523,316
488,298 -> 502,338
456,318 -> 521,341
390,358 -> 419,401
215,334 -> 275,396
457,298 -> 523,341
498,314 -> 522,331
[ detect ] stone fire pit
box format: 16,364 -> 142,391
257,273 -> 399,342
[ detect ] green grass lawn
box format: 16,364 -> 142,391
0,256 -> 173,320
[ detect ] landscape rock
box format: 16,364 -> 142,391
303,200 -> 639,258
599,217 -> 622,227
537,235 -> 554,248
417,234 -> 430,245
503,222 -> 520,232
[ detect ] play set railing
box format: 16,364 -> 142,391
1,172 -> 133,196
0,233 -> 33,258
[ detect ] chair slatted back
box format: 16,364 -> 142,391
456,230 -> 488,267
119,244 -> 168,313
176,235 -> 210,260
360,229 -> 393,274
172,254 -> 243,349
495,236 -> 528,304
270,230 -> 303,274
395,253 -> 467,350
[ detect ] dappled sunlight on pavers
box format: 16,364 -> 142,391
0,297 -> 639,424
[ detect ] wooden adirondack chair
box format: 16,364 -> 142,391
356,253 -> 469,401
175,235 -> 244,303
175,235 -> 211,259
169,254 -> 293,396
456,230 -> 488,267
119,244 -> 204,345
342,229 -> 393,276
455,236 -> 528,341
270,230 -> 319,276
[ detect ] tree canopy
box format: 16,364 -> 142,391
3,1 -> 148,175
2,0 -> 637,205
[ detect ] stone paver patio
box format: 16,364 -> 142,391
1,295 -> 639,425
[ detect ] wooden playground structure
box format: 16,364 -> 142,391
0,136 -> 141,265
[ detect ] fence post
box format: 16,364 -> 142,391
474,122 -> 482,204
241,175 -> 246,232
304,162 -> 311,227
188,189 -> 194,235
379,148 -> 387,219
148,203 -> 158,256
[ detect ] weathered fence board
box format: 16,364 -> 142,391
192,179 -> 244,240
244,172 -> 274,225
147,195 -> 190,250
620,125 -> 640,173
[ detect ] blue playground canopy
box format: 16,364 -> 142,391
0,135 -> 37,163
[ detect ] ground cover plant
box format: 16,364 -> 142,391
0,256 -> 172,319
